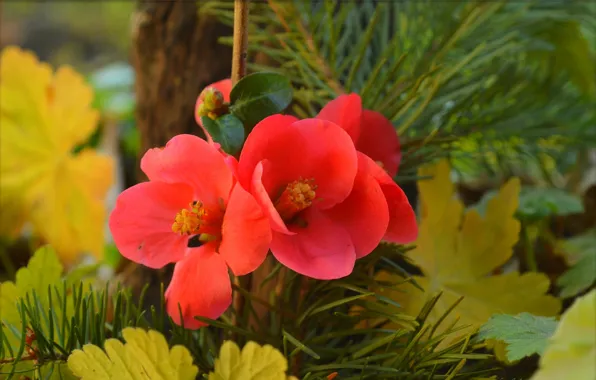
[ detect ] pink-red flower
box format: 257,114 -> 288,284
109,134 -> 271,329
317,94 -> 417,244
236,115 -> 393,279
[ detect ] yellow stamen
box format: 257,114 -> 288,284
172,201 -> 207,235
275,179 -> 317,221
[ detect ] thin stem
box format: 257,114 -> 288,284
522,224 -> 538,272
231,0 -> 250,85
230,0 -> 250,330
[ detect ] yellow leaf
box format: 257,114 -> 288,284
209,340 -> 292,380
0,245 -> 64,354
67,327 -> 199,380
0,46 -> 114,264
379,160 -> 560,345
532,289 -> 596,380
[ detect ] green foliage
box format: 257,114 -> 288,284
557,229 -> 596,298
1,245 -> 499,379
201,114 -> 246,156
473,186 -> 584,221
202,0 -> 596,180
478,313 -> 558,362
229,72 -> 294,131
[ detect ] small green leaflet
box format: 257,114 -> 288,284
229,72 -> 293,131
478,313 -> 558,362
201,114 -> 245,156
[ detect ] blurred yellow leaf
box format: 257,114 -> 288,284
209,340 -> 293,380
532,289 -> 596,380
0,245 -> 63,355
0,46 -> 114,263
377,160 -> 560,344
67,327 -> 198,380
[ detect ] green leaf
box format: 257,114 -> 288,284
229,72 -> 293,131
201,114 -> 245,156
556,229 -> 596,298
557,253 -> 596,299
473,187 -> 584,221
0,245 -> 64,353
478,313 -> 558,361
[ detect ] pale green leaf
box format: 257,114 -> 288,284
478,313 -> 558,361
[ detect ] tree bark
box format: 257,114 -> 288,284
132,0 -> 232,159
127,0 -> 232,308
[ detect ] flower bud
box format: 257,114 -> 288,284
196,87 -> 227,120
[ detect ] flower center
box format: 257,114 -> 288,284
172,201 -> 222,239
275,179 -> 317,221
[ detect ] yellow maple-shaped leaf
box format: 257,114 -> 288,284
209,340 -> 293,380
67,327 -> 198,380
532,289 -> 596,380
0,245 -> 64,355
0,46 -> 114,264
378,160 -> 560,343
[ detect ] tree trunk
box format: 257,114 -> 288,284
126,0 -> 232,308
132,0 -> 232,158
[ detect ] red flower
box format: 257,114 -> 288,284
109,134 -> 271,329
237,115 -> 391,279
195,79 -> 232,144
317,94 -> 417,244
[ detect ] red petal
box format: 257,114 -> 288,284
357,110 -> 401,177
250,161 -> 294,235
109,181 -> 193,268
326,153 -> 389,258
141,134 -> 233,207
166,243 -> 232,329
270,208 -> 356,280
238,115 -> 358,210
316,94 -> 362,142
366,157 -> 418,243
219,183 -> 272,275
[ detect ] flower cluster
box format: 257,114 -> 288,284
109,79 -> 418,329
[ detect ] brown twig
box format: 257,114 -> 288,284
231,0 -> 250,85
0,354 -> 36,364
230,0 -> 250,329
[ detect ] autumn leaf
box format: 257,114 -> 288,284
67,327 -> 199,380
0,46 -> 114,264
377,160 -> 560,344
209,340 -> 296,380
532,289 -> 595,380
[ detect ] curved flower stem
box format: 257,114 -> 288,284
231,0 -> 250,85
